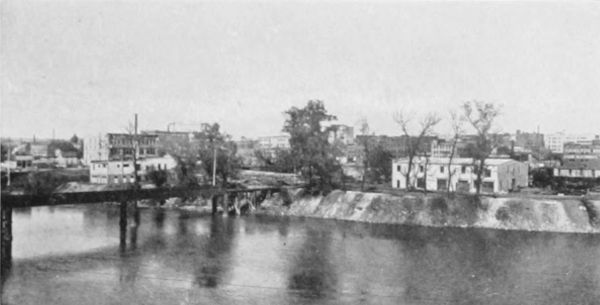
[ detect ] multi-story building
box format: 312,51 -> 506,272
327,124 -> 354,145
84,133 -> 159,165
89,155 -> 177,184
544,132 -> 596,154
142,130 -> 194,157
392,157 -> 528,193
553,159 -> 600,180
257,134 -> 290,151
563,141 -> 600,161
515,130 -> 545,151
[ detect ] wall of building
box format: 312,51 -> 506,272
495,161 -> 529,192
257,135 -> 290,150
544,133 -> 596,153
89,155 -> 177,184
84,135 -> 109,165
392,158 -> 528,194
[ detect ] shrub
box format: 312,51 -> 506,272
147,169 -> 168,187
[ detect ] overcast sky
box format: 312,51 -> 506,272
1,0 -> 599,140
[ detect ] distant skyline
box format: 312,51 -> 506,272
2,1 -> 600,140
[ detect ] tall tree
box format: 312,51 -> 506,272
367,143 -> 394,184
283,100 -> 341,191
254,148 -> 296,173
394,111 -> 441,190
357,118 -> 372,191
446,110 -> 464,195
1,144 -> 8,162
462,101 -> 501,195
69,134 -> 79,144
195,123 -> 241,187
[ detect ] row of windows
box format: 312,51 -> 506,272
558,169 -> 599,177
110,137 -> 157,146
108,148 -> 156,156
92,163 -> 140,170
394,178 -> 481,192
396,164 -> 472,175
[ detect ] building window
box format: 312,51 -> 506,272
419,165 -> 424,173
417,178 -> 426,189
482,181 -> 494,193
397,165 -> 401,172
440,166 -> 445,173
456,180 -> 470,192
123,163 -> 130,168
461,165 -> 466,174
437,179 -> 447,191
484,168 -> 492,177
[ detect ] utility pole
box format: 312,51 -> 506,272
133,113 -> 139,186
6,146 -> 10,187
212,141 -> 217,186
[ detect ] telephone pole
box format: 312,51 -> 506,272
133,113 -> 139,186
212,142 -> 217,186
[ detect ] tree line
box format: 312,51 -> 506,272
139,99 -> 502,196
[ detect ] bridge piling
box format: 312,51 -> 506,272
131,201 -> 139,250
119,201 -> 127,253
223,193 -> 229,217
1,205 -> 12,272
233,194 -> 240,215
211,195 -> 218,215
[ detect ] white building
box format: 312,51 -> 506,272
257,134 -> 290,150
54,149 -> 80,168
392,157 -> 528,194
553,159 -> 600,179
83,133 -> 159,165
90,154 -> 177,184
562,141 -> 600,161
544,132 -> 596,154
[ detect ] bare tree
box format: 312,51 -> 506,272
446,110 -> 464,196
394,111 -> 441,190
462,101 -> 501,195
420,150 -> 431,194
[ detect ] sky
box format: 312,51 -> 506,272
1,0 -> 600,140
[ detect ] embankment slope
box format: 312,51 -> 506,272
260,189 -> 600,233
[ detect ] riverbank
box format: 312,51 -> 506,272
257,189 -> 600,234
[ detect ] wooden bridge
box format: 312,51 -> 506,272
0,185 -> 284,273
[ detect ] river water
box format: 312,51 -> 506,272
2,205 -> 600,305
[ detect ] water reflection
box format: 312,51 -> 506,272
194,216 -> 236,288
2,206 -> 600,305
288,228 -> 337,299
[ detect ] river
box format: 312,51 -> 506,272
2,204 -> 599,305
